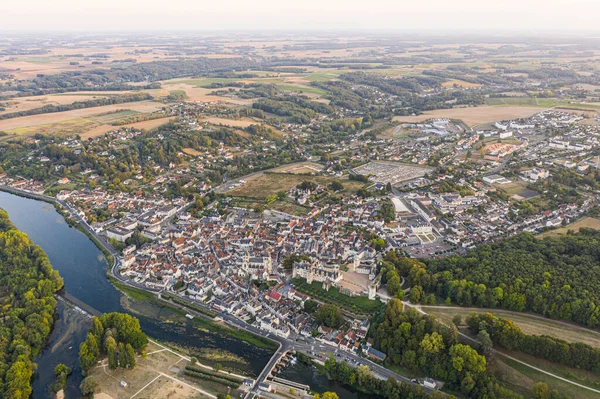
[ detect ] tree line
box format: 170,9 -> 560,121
372,300 -> 519,397
0,209 -> 64,399
466,312 -> 600,373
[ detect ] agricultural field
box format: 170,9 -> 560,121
80,116 -> 176,139
0,92 -> 122,116
393,106 -> 543,127
537,217 -> 600,238
422,306 -> 600,347
160,81 -> 254,105
441,79 -> 482,88
200,116 -> 260,128
0,101 -> 162,136
486,97 -> 600,110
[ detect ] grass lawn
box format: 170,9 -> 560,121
227,172 -> 366,199
501,350 -> 600,390
494,357 -> 600,399
292,278 -> 384,316
89,340 -> 234,399
422,306 -> 600,347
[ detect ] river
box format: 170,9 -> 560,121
0,191 -> 274,399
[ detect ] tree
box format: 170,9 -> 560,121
449,344 -> 486,377
387,274 -> 402,296
126,343 -> 137,369
532,382 -> 551,399
214,363 -> 223,372
304,299 -> 318,313
80,376 -> 99,396
315,393 -> 339,399
314,304 -> 344,328
408,285 -> 423,303
452,315 -> 462,326
476,330 -> 493,355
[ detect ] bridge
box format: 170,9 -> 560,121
56,292 -> 101,318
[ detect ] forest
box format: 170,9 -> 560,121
384,229 -> 600,329
0,209 -> 64,399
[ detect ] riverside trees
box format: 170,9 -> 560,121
79,313 -> 147,374
0,209 -> 64,399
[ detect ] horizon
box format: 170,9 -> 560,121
5,0 -> 600,32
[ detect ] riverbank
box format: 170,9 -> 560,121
110,275 -> 279,351
0,190 -> 274,398
0,186 -> 276,354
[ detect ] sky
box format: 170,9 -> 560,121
4,0 -> 600,32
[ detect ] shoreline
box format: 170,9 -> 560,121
0,185 -> 278,353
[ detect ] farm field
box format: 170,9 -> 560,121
392,106 -> 543,127
160,81 -> 254,105
441,79 -> 482,88
80,116 -> 176,139
486,97 -> 600,110
227,172 -> 366,199
0,101 -> 162,136
200,116 -> 259,128
0,92 -> 124,116
422,306 -> 600,347
537,217 -> 600,238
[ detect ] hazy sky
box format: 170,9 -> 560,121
4,0 -> 600,32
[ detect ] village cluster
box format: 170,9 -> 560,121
1,107 -> 600,356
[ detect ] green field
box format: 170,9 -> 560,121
303,72 -> 342,82
276,84 -> 327,95
486,97 -> 600,110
